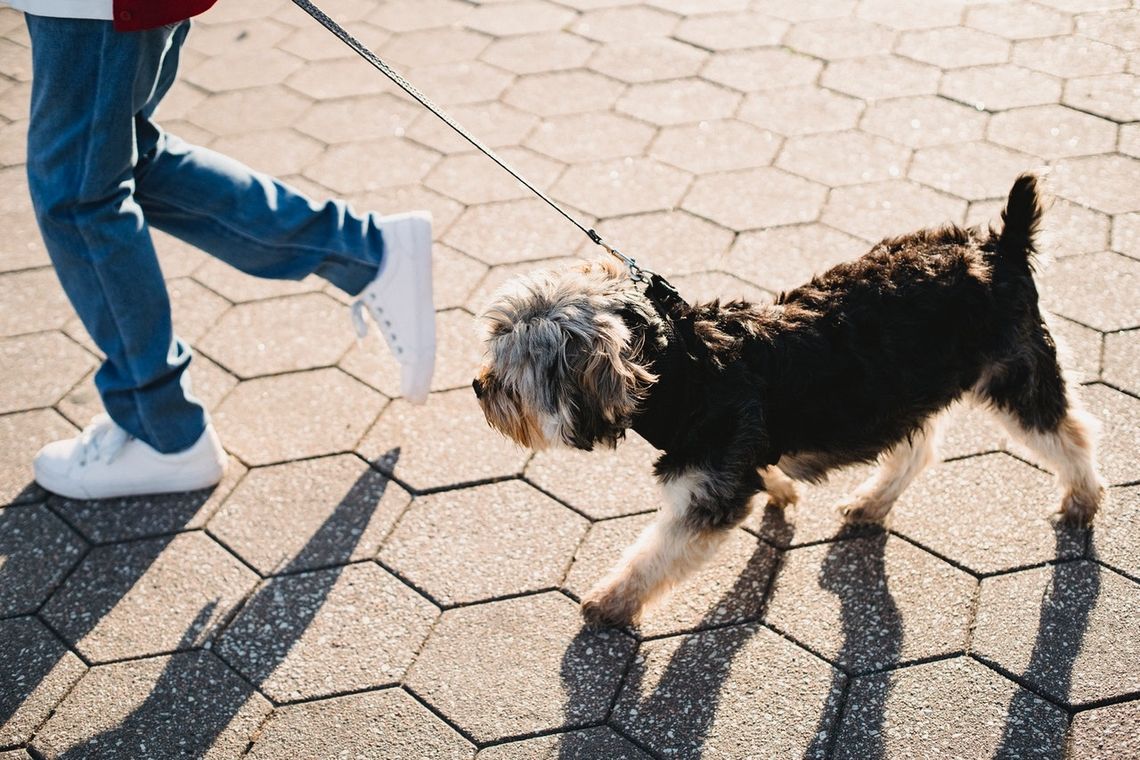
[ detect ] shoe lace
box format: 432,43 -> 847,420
350,300 -> 370,339
78,415 -> 131,467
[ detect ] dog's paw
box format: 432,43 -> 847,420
580,583 -> 642,628
837,496 -> 893,524
765,482 -> 799,510
1059,485 -> 1104,527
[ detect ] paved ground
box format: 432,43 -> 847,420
1,0 -> 1139,757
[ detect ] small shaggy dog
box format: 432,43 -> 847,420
473,174 -> 1104,627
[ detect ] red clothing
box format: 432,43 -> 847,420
112,0 -> 218,31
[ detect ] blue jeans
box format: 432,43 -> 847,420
25,16 -> 385,453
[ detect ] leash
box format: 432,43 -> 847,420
290,0 -> 660,285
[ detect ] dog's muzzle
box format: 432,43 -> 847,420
472,377 -> 485,399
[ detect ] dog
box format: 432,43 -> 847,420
472,173 -> 1104,627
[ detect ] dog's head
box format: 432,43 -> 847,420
473,259 -> 658,451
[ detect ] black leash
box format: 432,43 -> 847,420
290,0 -> 661,285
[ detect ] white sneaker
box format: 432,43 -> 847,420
33,415 -> 227,500
350,211 -> 436,404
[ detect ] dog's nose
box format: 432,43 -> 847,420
472,377 -> 484,398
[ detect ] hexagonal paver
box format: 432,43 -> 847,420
565,518 -> 778,636
590,38 -> 707,84
0,332 -> 94,414
612,623 -> 844,759
617,79 -> 740,126
184,49 -> 305,93
936,401 -> 1010,460
279,22 -> 379,62
32,651 -> 271,760
294,93 -> 422,145
740,465 -> 882,547
207,129 -> 324,178
974,561 -> 1140,706
1078,383 -> 1140,487
778,131 -> 910,187
429,246 -> 489,311
1069,701 -> 1140,760
408,102 -> 538,155
570,6 -> 678,43
463,1 -> 575,37
213,368 -> 385,466
40,531 -> 258,663
405,592 -> 635,743
424,147 -> 563,206
303,138 -> 439,195
477,727 -> 651,760
591,210 -> 734,278
766,534 -> 975,674
1076,7 -> 1140,49
209,454 -> 408,575
891,453 -> 1085,575
190,258 -> 325,303
673,11 -> 788,50
895,26 -> 1010,69
860,95 -> 988,148
966,2 -> 1072,39
701,48 -> 821,92
683,167 -> 826,231
247,689 -> 475,760
285,58 -> 397,101
0,210 -> 50,273
833,657 -> 1067,760
480,31 -> 596,75
0,409 -> 77,506
671,270 -> 771,304
1065,73 -> 1140,123
0,617 -> 85,747
380,27 -> 490,68
1091,485 -> 1139,581
218,562 -> 437,702
1113,210 -> 1140,257
909,142 -> 1037,202
357,388 -> 531,491
1104,330 -> 1140,395
0,268 -> 73,337
785,17 -> 896,60
370,0 -> 473,33
738,86 -> 864,136
651,120 -> 779,174
444,199 -> 591,266
503,70 -> 626,117
940,64 -> 1062,111
856,0 -> 966,30
1052,155 -> 1140,216
726,223 -> 866,293
167,277 -> 233,345
821,56 -> 940,100
198,292 -> 352,379
407,61 -> 514,106
0,505 -> 85,616
1031,199 -> 1111,259
552,157 -> 691,218
526,112 -> 653,164
381,480 -> 587,605
821,180 -> 966,242
987,105 -> 1118,160
1013,36 -> 1126,79
1040,251 -> 1140,332
348,184 -> 465,234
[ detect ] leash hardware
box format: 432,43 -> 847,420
588,228 -> 647,283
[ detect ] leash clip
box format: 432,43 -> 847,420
588,228 -> 648,283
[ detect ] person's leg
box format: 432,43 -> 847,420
25,16 -> 206,454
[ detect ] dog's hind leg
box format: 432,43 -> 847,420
760,465 -> 799,508
838,418 -> 940,524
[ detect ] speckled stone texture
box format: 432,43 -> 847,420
476,727 -> 652,759
525,433 -> 661,519
0,617 -> 86,747
1069,701 -> 1140,760
0,504 -> 85,616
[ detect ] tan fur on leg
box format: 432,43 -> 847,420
760,465 -> 799,509
839,419 -> 939,523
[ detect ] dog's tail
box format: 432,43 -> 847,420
994,172 -> 1045,270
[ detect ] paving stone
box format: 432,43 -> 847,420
0,211 -> 49,273
49,458 -> 244,544
966,2 -> 1072,39
0,332 -> 94,414
303,138 -> 439,195
0,117 -> 28,168
369,0 -> 473,33
671,270 -> 772,303
1077,383 -> 1140,487
1121,125 -> 1140,160
1013,35 -> 1126,79
1025,199 -> 1111,259
464,1 -> 575,37
1113,210 -> 1140,257
891,453 -> 1085,575
218,563 -> 437,702
503,70 -> 627,118
477,727 -> 651,759
895,26 -> 1010,69
566,518 -> 778,636
210,454 -> 407,575
1069,700 -> 1140,760
153,229 -> 212,280
856,0 -> 968,30
553,157 -> 691,218
425,147 -> 563,205
910,142 -> 1037,202
1046,314 -> 1102,383
191,258 -> 326,303
726,223 -> 867,293
0,617 -> 86,747
701,48 -> 821,93
445,199 -> 592,266
0,268 -> 73,337
1053,158 -> 1140,225
294,93 -> 421,145
184,17 -> 292,58
1104,330 -> 1140,395
1040,251 -> 1140,332
526,111 -> 655,164
185,49 -> 305,94
821,56 -> 940,101
1090,485 -> 1140,581
937,401 -> 1010,460
821,180 -> 967,243
766,534 -> 975,674
1076,7 -> 1140,50
754,0 -> 856,21
381,480 -> 587,605
683,167 -> 826,231
0,409 -> 77,507
481,31 -> 596,75
425,245 -> 489,311
940,64 -> 1063,112
785,17 -> 896,60
617,78 -> 740,126
465,256 -> 581,314
32,650 -> 271,760
348,184 -> 464,235
738,86 -> 864,136
612,623 -> 844,759
407,61 -> 515,106
650,119 -> 779,174
406,592 -> 635,743
0,79 -> 29,123
589,38 -> 708,84
570,6 -> 678,43
286,57 -> 397,101
380,27 -> 491,68
213,368 -> 384,466
165,277 -> 233,346
987,105 -> 1118,160
778,131 -> 910,188
358,387 -> 530,490
860,96 -> 989,149
975,561 -> 1140,706
590,209 -> 734,278
279,22 -> 372,62
41,530 -> 257,662
247,689 -> 475,760
409,101 -> 540,157
672,11 -> 788,50
833,657 -> 1068,760
740,465 -> 882,547
0,504 -> 84,617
